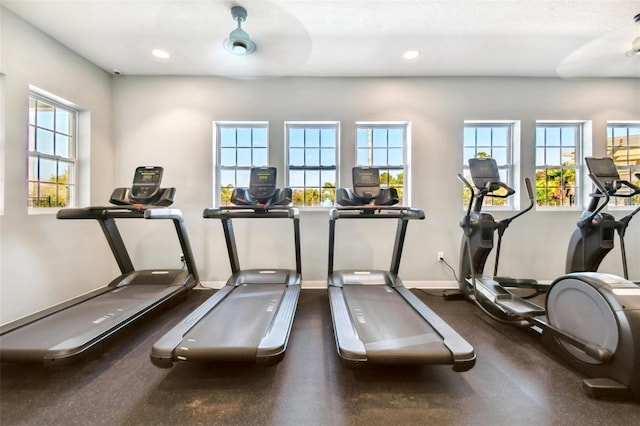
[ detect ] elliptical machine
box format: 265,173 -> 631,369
458,157 -> 640,400
566,156 -> 640,282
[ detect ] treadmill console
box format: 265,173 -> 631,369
336,167 -> 398,206
230,167 -> 292,207
353,167 -> 382,201
248,167 -> 278,203
110,166 -> 175,207
130,167 -> 163,203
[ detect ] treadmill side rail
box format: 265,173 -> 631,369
150,285 -> 236,368
328,286 -> 367,361
257,285 -> 301,360
394,286 -> 476,371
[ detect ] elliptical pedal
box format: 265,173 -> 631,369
582,377 -> 635,400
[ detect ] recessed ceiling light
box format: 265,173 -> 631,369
403,50 -> 420,60
152,49 -> 171,60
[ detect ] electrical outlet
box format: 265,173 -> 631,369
437,251 -> 445,261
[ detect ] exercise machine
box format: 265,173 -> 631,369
0,166 -> 198,366
327,167 -> 475,370
458,157 -> 640,399
459,159 -> 548,298
151,166 -> 301,367
566,156 -> 640,282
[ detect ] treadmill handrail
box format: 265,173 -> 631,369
57,205 -> 168,220
203,206 -> 299,220
144,208 -> 186,221
328,205 -> 425,276
57,206 -> 199,280
330,206 -> 425,220
204,205 -> 302,275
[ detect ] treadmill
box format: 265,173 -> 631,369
327,167 -> 476,371
0,166 -> 198,366
151,166 -> 301,367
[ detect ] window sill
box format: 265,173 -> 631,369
28,207 -> 63,215
296,206 -> 334,212
607,205 -> 640,212
535,206 -> 582,212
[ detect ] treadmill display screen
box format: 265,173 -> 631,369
354,168 -> 379,186
133,167 -> 162,185
250,168 -> 276,187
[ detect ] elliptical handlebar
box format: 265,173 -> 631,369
502,177 -> 535,225
457,174 -> 475,218
457,173 -> 533,225
578,173 -> 612,230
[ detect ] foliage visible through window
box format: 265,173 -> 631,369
355,123 -> 407,204
28,94 -> 77,208
286,122 -> 338,207
535,124 -> 581,208
463,123 -> 513,207
217,123 -> 268,206
607,124 -> 640,206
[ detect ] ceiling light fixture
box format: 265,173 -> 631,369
625,13 -> 640,57
152,49 -> 171,60
224,6 -> 256,55
626,36 -> 640,57
403,50 -> 420,60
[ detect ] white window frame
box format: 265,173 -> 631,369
213,121 -> 269,207
607,121 -> 640,208
285,121 -> 340,208
463,121 -> 516,209
28,91 -> 78,213
535,121 -> 584,210
355,121 -> 411,205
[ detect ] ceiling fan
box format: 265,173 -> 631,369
625,13 -> 640,57
215,3 -> 312,78
557,12 -> 640,78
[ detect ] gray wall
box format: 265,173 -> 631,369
1,6 -> 639,325
0,8 -> 114,323
112,76 -> 640,289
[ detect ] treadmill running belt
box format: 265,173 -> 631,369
0,284 -> 177,361
173,284 -> 285,362
342,285 -> 451,363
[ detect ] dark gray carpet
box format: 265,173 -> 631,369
1,289 -> 638,425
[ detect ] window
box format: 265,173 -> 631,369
286,122 -> 339,207
463,122 -> 515,207
215,122 -> 268,206
535,123 -> 582,208
355,122 -> 409,204
607,123 -> 640,206
28,93 -> 77,209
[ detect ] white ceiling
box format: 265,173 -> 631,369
2,0 -> 640,78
